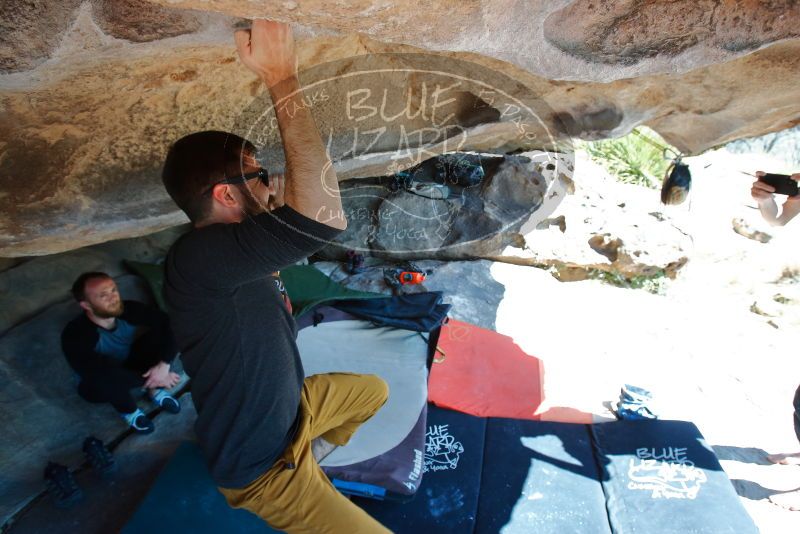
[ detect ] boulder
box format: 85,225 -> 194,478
726,124 -> 800,169
1,1 -> 800,255
318,153 -> 553,259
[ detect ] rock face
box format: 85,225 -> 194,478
318,150 -> 689,281
321,153 -> 552,259
726,124 -> 800,168
544,0 -> 800,65
1,1 -> 800,256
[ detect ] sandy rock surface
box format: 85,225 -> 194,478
2,1 -> 800,256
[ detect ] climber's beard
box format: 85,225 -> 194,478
89,299 -> 124,319
238,184 -> 269,217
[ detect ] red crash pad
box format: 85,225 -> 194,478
428,320 -> 545,420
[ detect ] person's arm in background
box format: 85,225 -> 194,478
234,20 -> 346,230
751,171 -> 800,226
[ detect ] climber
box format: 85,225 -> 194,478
61,272 -> 181,434
160,19 -> 390,533
750,169 -> 800,511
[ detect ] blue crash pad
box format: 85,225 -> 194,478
475,418 -> 610,533
356,406 -> 487,532
594,419 -> 757,534
124,407 -> 757,534
122,442 -> 276,533
359,406 -> 755,534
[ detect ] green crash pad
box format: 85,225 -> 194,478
124,260 -> 169,312
280,265 -> 382,317
124,261 -> 381,318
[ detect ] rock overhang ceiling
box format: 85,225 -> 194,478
0,0 -> 798,256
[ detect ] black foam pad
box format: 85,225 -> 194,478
593,419 -> 758,534
476,418 -> 611,533
356,405 -> 487,532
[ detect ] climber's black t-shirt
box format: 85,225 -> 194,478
163,206 -> 343,488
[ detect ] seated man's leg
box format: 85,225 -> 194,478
220,374 -> 390,534
77,368 -> 144,414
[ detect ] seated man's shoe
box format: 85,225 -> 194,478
82,436 -> 116,478
150,389 -> 181,414
121,408 -> 155,434
44,461 -> 83,508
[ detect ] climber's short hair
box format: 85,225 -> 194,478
71,272 -> 112,302
161,131 -> 257,223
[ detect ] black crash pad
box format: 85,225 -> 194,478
124,406 -> 757,534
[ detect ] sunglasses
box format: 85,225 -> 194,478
202,168 -> 270,196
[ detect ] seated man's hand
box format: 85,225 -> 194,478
143,361 -> 181,389
234,20 -> 297,88
751,171 -> 775,202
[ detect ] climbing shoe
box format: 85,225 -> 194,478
82,436 -> 116,478
121,408 -> 155,434
615,403 -> 658,421
435,154 -> 485,187
44,461 -> 83,508
615,384 -> 658,420
150,389 -> 181,414
620,384 -> 653,404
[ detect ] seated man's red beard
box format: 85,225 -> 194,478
92,301 -> 124,319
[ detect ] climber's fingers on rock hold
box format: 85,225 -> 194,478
234,20 -> 297,88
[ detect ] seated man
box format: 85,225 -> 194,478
61,272 -> 182,434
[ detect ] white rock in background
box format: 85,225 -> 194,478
510,152 -> 691,281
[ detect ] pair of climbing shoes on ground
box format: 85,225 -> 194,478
614,384 -> 659,421
43,436 -> 115,508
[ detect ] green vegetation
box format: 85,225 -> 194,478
547,264 -> 670,294
580,127 -> 676,189
584,268 -> 669,295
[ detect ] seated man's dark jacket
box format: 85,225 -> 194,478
163,206 -> 343,488
61,300 -> 176,381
